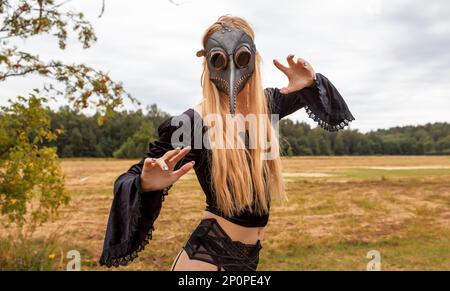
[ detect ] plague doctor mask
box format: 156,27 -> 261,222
197,23 -> 257,115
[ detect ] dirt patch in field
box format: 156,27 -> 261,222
283,172 -> 334,178
365,165 -> 450,170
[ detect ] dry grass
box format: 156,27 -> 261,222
1,156 -> 450,270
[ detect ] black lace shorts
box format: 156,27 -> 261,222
180,218 -> 262,271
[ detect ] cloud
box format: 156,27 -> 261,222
1,0 -> 449,133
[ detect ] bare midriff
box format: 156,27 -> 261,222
201,210 -> 265,245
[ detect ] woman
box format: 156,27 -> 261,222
99,15 -> 354,271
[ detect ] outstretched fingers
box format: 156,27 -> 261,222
144,146 -> 193,173
297,57 -> 307,68
273,59 -> 289,75
171,161 -> 195,181
287,54 -> 296,67
155,147 -> 182,171
168,146 -> 192,169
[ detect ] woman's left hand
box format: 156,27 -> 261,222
273,54 -> 316,94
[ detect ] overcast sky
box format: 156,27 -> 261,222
2,0 -> 450,133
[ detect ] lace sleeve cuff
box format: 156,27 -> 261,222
303,73 -> 355,132
99,173 -> 171,268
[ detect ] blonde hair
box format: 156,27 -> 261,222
200,15 -> 285,217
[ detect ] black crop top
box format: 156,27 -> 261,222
99,73 -> 355,267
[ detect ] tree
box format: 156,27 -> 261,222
113,122 -> 156,159
0,95 -> 68,225
333,134 -> 345,155
436,136 -> 450,154
0,0 -> 132,226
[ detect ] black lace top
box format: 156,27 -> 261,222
99,73 -> 355,267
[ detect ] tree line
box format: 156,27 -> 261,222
279,119 -> 450,156
47,105 -> 450,158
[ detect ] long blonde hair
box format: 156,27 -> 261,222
200,15 -> 285,217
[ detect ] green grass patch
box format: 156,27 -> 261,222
339,168 -> 450,180
259,233 -> 450,270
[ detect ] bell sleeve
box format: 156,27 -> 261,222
265,73 -> 355,132
99,114 -> 197,267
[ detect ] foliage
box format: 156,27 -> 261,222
48,104 -> 169,158
0,0 -> 132,225
0,233 -> 59,270
113,122 -> 156,159
0,0 -> 135,113
43,108 -> 450,158
279,119 -> 450,156
0,95 -> 69,225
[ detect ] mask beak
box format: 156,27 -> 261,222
228,55 -> 236,115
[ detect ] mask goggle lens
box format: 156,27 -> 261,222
209,51 -> 227,71
234,46 -> 252,69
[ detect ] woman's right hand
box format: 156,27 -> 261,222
140,146 -> 194,192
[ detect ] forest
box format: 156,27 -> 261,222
47,105 -> 450,158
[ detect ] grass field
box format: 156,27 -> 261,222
1,156 -> 450,270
